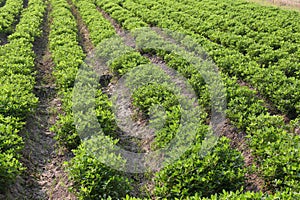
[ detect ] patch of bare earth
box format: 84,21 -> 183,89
98,8 -> 136,48
219,119 -> 265,192
267,0 -> 300,8
249,0 -> 300,10
67,0 -> 93,53
5,2 -> 76,200
0,33 -> 8,45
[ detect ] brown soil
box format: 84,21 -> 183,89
219,119 -> 265,192
3,2 -> 76,199
68,0 -> 94,53
23,0 -> 29,8
249,0 -> 300,11
267,0 -> 300,8
0,0 -> 5,7
0,33 -> 8,45
98,8 -> 136,48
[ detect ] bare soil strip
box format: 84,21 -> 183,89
248,0 -> 300,13
67,0 -> 93,54
0,33 -> 7,45
274,0 -> 300,6
23,0 -> 29,8
98,8 -> 136,48
218,119 -> 265,192
98,8 -> 266,194
5,2 -> 76,200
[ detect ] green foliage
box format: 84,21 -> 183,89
100,0 -> 300,195
201,189 -> 300,200
132,83 -> 181,148
154,137 -> 246,198
116,0 -> 300,116
247,114 -> 300,191
94,90 -> 118,135
8,0 -> 46,41
226,81 -> 267,130
0,153 -> 24,189
110,52 -> 149,75
133,83 -> 178,114
47,0 -> 300,198
52,113 -> 80,150
0,115 -> 25,190
0,0 -> 46,190
0,0 -> 23,33
49,0 -> 85,91
67,144 -> 132,199
49,0 -> 84,150
0,74 -> 38,118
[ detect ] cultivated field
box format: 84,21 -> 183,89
0,0 -> 299,199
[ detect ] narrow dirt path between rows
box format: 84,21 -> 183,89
252,0 -> 300,9
5,2 -> 76,200
98,7 -> 266,194
218,120 -> 265,192
0,33 -> 7,45
68,0 -> 93,54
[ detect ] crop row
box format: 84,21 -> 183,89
48,0 -> 85,149
95,0 -> 300,196
0,0 -> 23,33
0,0 -> 45,191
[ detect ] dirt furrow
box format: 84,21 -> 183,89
0,33 -> 7,45
67,0 -> 93,54
267,0 -> 300,8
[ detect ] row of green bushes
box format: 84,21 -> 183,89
0,0 -> 45,191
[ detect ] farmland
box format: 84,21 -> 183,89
0,0 -> 299,199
